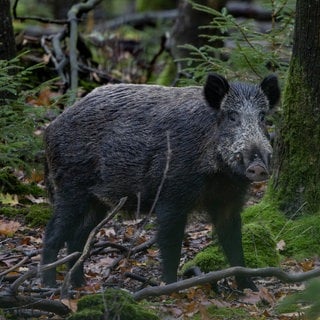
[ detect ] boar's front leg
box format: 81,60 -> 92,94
210,204 -> 257,291
156,203 -> 188,284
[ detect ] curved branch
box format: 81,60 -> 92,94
133,266 -> 320,300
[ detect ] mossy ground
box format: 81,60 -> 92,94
0,204 -> 51,227
0,168 -> 45,197
68,288 -> 159,320
182,215 -> 280,274
0,168 -> 51,226
242,195 -> 320,259
242,222 -> 280,268
182,193 -> 320,275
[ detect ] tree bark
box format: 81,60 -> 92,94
271,0 -> 320,215
0,0 -> 16,60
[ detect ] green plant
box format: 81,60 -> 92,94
276,279 -> 320,319
179,0 -> 295,85
0,55 -> 60,175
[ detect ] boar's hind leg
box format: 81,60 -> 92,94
211,207 -> 257,291
66,200 -> 108,287
41,199 -> 80,287
156,204 -> 188,284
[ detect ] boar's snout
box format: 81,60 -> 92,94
245,161 -> 269,182
235,150 -> 271,182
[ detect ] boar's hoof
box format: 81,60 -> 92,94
246,162 -> 269,182
236,276 -> 258,291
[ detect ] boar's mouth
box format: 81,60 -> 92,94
245,160 -> 270,182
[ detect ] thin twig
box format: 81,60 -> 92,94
60,197 -> 127,298
9,252 -> 81,295
0,256 -> 30,278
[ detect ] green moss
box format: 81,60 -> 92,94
70,288 -> 159,320
192,305 -> 259,320
181,245 -> 227,275
281,214 -> 320,258
182,218 -> 279,275
154,55 -> 177,86
0,203 -> 51,227
0,167 -> 45,196
242,196 -> 320,260
0,206 -> 28,217
270,61 -> 320,214
25,203 -> 51,226
242,223 -> 280,268
242,197 -> 286,236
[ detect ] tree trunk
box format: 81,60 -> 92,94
271,0 -> 320,215
0,0 -> 16,60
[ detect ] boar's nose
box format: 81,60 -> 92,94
246,162 -> 269,182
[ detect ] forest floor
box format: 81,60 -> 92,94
0,181 -> 314,319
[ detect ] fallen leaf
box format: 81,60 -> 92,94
299,259 -> 314,271
61,298 -> 78,312
259,287 -> 276,306
276,239 -> 286,251
25,194 -> 47,204
0,193 -> 19,206
0,220 -> 21,236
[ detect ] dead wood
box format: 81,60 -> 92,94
0,252 -> 81,317
133,265 -> 320,300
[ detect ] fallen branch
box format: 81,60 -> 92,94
0,256 -> 30,278
0,293 -> 70,317
0,252 -> 81,317
9,252 -> 81,294
133,265 -> 320,300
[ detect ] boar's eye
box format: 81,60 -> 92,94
228,110 -> 239,122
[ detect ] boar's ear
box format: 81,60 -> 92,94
260,75 -> 280,109
204,73 -> 229,110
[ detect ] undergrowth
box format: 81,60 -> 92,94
178,0 -> 294,85
0,54 -> 63,191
